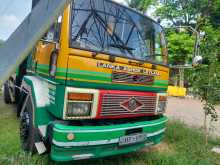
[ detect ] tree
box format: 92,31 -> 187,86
130,0 -> 220,143
168,31 -> 195,65
190,24 -> 220,143
157,0 -> 220,144
156,0 -> 210,26
126,0 -> 156,13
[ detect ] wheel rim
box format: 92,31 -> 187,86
20,111 -> 30,143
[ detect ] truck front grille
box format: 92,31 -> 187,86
100,93 -> 157,118
112,71 -> 154,85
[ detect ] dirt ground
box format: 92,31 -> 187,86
166,97 -> 220,137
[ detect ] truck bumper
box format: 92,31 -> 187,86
50,116 -> 168,162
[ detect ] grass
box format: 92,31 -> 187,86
0,95 -> 220,165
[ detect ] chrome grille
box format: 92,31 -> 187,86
112,72 -> 154,85
101,94 -> 157,117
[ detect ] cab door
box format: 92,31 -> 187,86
34,16 -> 62,77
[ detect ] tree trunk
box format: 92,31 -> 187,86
204,110 -> 208,146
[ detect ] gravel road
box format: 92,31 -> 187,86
166,97 -> 220,137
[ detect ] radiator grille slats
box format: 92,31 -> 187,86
112,72 -> 154,85
100,94 -> 157,117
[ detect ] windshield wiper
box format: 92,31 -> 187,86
108,44 -> 135,51
92,11 -> 135,56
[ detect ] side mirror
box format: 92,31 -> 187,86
192,55 -> 203,67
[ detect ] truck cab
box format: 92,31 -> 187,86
5,0 -> 169,162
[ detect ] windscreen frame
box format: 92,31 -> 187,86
69,0 -> 168,66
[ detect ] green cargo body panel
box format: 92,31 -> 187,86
50,116 -> 168,162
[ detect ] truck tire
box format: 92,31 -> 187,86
3,82 -> 12,104
20,95 -> 36,153
16,90 -> 27,118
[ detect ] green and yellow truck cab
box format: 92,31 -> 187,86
3,0 -> 169,162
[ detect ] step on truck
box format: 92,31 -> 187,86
2,0 -> 169,162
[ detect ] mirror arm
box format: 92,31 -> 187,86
39,39 -> 60,50
40,39 -> 58,44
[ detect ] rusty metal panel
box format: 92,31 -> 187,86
0,0 -> 71,85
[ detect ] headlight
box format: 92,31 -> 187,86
157,94 -> 167,114
66,102 -> 92,117
64,88 -> 99,120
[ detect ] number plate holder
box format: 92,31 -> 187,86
119,133 -> 146,146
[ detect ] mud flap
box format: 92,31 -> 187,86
35,142 -> 47,155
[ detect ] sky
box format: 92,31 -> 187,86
0,0 -> 32,40
0,0 -> 149,41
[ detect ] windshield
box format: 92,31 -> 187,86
70,0 -> 168,65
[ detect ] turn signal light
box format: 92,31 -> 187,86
159,96 -> 167,101
68,93 -> 93,101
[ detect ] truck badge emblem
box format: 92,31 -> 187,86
120,97 -> 143,112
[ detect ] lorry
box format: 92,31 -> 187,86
2,0 -> 169,162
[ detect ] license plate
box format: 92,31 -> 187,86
119,133 -> 146,146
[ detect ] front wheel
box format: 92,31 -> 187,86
20,95 -> 36,153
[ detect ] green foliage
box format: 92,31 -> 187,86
155,0 -> 210,26
155,0 -> 220,124
201,0 -> 220,27
191,65 -> 220,119
200,23 -> 220,61
127,0 -> 156,12
167,32 -> 195,65
190,21 -> 220,120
